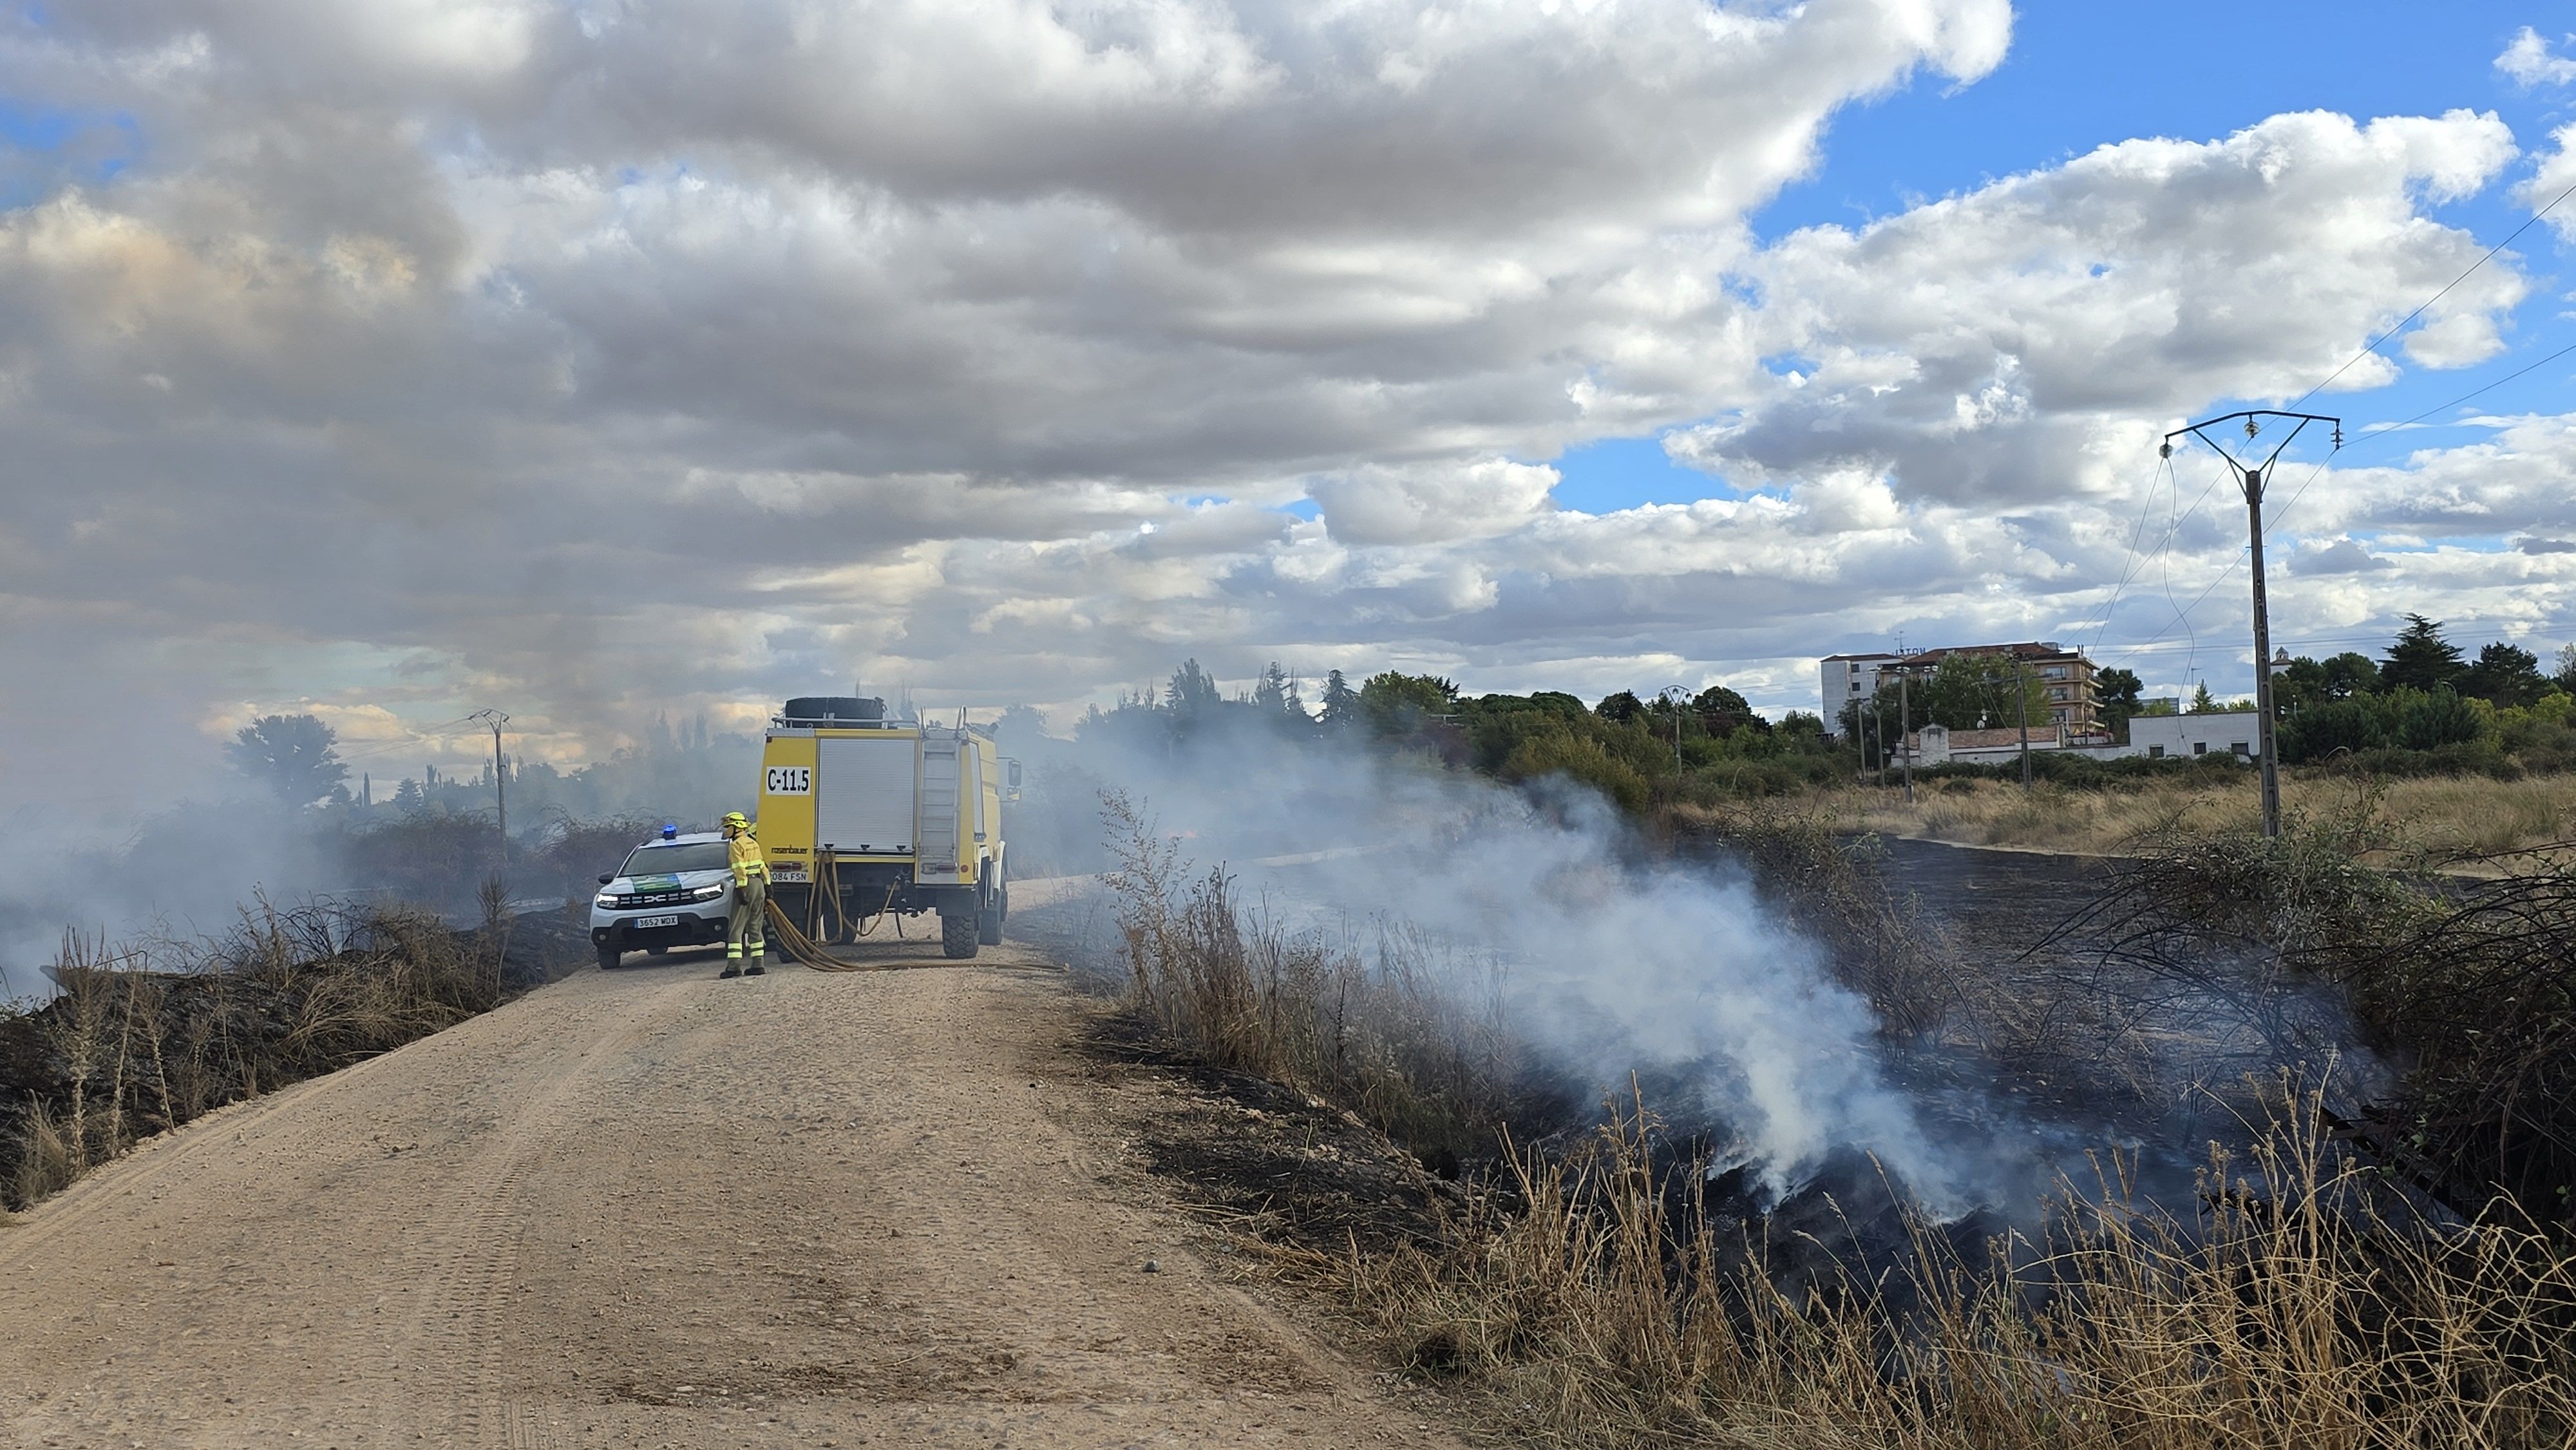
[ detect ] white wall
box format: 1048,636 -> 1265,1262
2126,711 -> 2260,761
1821,656 -> 1894,735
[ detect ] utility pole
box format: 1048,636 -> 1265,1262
468,709 -> 510,885
1658,686 -> 1690,780
1896,654 -> 1914,804
1873,694 -> 1888,785
2014,659 -> 2032,791
2163,411 -> 2341,840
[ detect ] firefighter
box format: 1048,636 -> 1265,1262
721,811 -> 768,978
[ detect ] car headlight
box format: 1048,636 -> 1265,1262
594,893 -> 619,909
691,884 -> 728,901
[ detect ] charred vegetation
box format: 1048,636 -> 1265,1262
1088,762 -> 2576,1447
1,896 -> 592,1210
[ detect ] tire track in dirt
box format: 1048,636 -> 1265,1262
2,941 -> 1468,1449
388,973 -> 690,1448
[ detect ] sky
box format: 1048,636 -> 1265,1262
3,1 -> 2575,828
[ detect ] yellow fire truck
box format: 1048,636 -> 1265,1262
755,696 -> 1017,959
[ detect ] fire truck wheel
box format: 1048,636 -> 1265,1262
941,912 -> 981,959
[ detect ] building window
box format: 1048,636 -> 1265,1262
2193,742 -> 2207,756
2148,745 -> 2166,758
2232,742 -> 2250,757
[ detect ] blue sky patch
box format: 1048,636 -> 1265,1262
0,102 -> 142,208
1549,436 -> 1737,514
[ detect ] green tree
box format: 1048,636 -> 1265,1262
1773,710 -> 1831,751
1164,659 -> 1222,717
2320,651 -> 2380,700
2382,614 -> 2466,693
2096,666 -> 2145,740
1360,672 -> 1457,739
1593,690 -> 1646,724
1499,731 -> 1648,811
1251,661 -> 1305,718
2461,641 -> 2546,709
1905,652 -> 2051,731
2189,682 -> 2217,714
2396,687 -> 2488,750
2280,699 -> 2386,762
1691,684 -> 1762,735
2555,644 -> 2576,696
226,713 -> 348,805
1318,669 -> 1360,730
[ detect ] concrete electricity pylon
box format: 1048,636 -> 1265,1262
467,708 -> 511,883
2160,410 -> 2341,840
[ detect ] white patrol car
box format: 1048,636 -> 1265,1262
590,828 -> 737,970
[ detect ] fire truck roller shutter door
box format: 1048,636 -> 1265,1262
814,736 -> 917,854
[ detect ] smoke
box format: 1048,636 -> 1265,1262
0,720 -> 762,1006
1007,704 -> 1974,1211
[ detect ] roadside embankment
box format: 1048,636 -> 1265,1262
2,899 -> 592,1210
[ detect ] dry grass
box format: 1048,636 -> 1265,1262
1101,790 -> 1524,1168
1104,787 -> 2576,1447
1,898 -> 500,1210
1808,771 -> 2576,865
1334,1080 -> 2576,1450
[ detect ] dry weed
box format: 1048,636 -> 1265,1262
1341,1078 -> 2576,1449
1,899 -> 494,1210
1101,789 -> 1522,1169
1844,770 -> 2576,865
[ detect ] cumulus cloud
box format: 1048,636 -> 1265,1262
0,0 -> 2568,833
2498,26 -> 2576,88
2294,539 -> 2391,576
1674,110 -> 2522,505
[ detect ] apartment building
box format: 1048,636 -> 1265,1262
1821,640 -> 2101,737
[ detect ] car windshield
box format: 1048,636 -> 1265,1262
617,842 -> 729,877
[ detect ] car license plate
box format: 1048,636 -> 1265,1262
772,865 -> 808,883
636,914 -> 681,928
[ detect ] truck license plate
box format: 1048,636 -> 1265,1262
636,914 -> 681,928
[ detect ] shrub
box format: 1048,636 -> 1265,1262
2398,687 -> 2492,751
1499,731 -> 1651,813
2283,698 -> 2388,761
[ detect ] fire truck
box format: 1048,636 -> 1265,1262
754,696 -> 1018,959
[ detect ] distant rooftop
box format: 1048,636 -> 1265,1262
1823,641 -> 2079,664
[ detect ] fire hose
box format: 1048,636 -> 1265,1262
761,849 -> 905,972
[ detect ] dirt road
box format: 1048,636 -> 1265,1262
0,936 -> 1461,1449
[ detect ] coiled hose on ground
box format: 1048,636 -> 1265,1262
762,849 -> 907,972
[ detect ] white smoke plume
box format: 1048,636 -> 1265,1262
1009,705 -> 1969,1210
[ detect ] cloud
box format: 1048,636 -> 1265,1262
0,1 -> 2568,831
2293,539 -> 2390,576
2498,26 -> 2576,88
1307,458 -> 1558,545
1674,110 -> 2522,506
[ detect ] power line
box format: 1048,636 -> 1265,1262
2287,175 -> 2576,413
2100,450 -> 2243,672
2259,336 -> 2576,543
2082,453 -> 2173,652
2107,542 -> 2246,670
2348,337 -> 2576,446
2117,182 -> 2576,677
331,715 -> 484,764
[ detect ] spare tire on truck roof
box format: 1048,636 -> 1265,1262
782,696 -> 885,724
